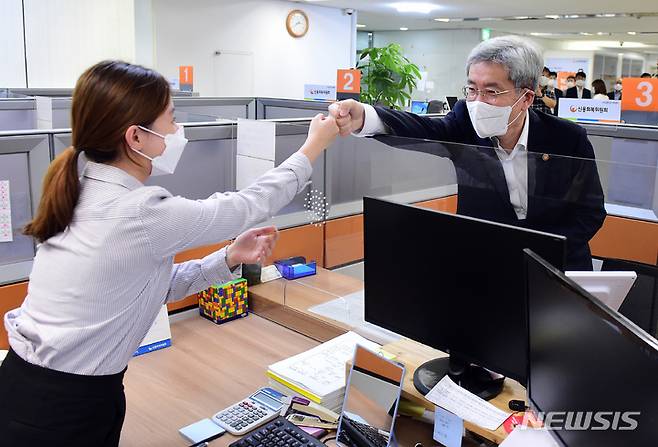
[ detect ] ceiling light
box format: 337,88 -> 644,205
391,2 -> 441,14
434,17 -> 450,22
479,17 -> 502,21
530,32 -> 553,36
545,15 -> 560,19
399,27 -> 409,31
565,14 -> 580,18
579,32 -> 593,36
514,16 -> 530,20
627,31 -> 637,35
596,13 -> 616,18
597,32 -> 608,35
356,24 -> 366,28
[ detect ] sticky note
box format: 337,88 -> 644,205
434,406 -> 463,447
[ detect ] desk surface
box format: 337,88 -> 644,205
121,313 -> 438,447
249,268 -> 526,445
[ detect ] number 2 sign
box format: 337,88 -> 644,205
622,78 -> 658,112
336,69 -> 361,101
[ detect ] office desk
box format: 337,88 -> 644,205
121,313 -> 437,447
249,268 -> 525,444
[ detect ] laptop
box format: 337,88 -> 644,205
337,345 -> 405,447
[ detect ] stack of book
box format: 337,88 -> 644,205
266,331 -> 380,412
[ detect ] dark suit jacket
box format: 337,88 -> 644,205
372,100 -> 606,270
607,91 -> 622,101
565,86 -> 592,99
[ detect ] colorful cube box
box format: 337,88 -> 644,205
198,278 -> 249,324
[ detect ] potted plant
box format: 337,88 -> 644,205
356,43 -> 422,110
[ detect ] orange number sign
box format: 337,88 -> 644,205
622,78 -> 658,112
179,66 -> 194,86
337,69 -> 361,94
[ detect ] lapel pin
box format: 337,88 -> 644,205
542,153 -> 550,161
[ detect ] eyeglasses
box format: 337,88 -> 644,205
462,86 -> 519,103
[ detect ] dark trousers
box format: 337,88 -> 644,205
0,349 -> 127,447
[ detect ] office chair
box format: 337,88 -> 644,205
427,100 -> 444,114
597,257 -> 658,338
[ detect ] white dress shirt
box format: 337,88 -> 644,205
356,104 -> 529,219
4,153 -> 312,375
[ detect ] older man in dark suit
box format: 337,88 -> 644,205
329,36 -> 605,270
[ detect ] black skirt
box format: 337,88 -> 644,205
0,349 -> 127,447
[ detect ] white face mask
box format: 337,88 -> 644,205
132,125 -> 188,176
567,81 -> 576,88
576,79 -> 585,88
466,91 -> 528,139
614,83 -> 622,91
548,79 -> 556,88
539,76 -> 549,87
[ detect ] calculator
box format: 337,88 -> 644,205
213,387 -> 287,436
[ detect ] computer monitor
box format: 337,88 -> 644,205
525,249 -> 658,447
363,197 -> 566,399
446,96 -> 459,111
565,271 -> 637,311
410,100 -> 428,115
337,345 -> 405,447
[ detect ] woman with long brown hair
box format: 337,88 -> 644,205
0,60 -> 338,446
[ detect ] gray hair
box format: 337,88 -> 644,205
466,35 -> 544,90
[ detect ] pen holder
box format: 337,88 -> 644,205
275,260 -> 317,280
198,278 -> 249,324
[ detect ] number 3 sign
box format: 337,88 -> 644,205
336,69 -> 361,101
622,78 -> 658,112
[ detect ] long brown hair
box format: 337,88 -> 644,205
24,60 -> 170,242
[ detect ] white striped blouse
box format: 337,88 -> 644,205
4,152 -> 312,375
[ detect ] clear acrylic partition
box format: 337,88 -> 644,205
276,134 -> 658,344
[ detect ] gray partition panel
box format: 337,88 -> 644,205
257,98 -> 331,120
0,100 -> 37,131
0,133 -> 50,285
173,97 -> 255,121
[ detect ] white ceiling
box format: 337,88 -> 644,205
296,0 -> 658,50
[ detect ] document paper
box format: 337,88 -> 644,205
425,375 -> 511,430
268,331 -> 380,398
0,181 -> 12,243
434,406 -> 463,447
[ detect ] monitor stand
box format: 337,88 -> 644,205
413,356 -> 504,401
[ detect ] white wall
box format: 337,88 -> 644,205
23,0 -> 136,87
373,29 -> 481,103
0,0 -> 27,87
150,0 -> 353,98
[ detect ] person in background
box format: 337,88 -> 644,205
608,79 -> 622,101
0,60 -> 339,446
566,75 -> 576,90
548,71 -> 563,116
566,70 -> 592,99
640,72 -> 652,78
531,66 -> 556,114
591,79 -> 609,100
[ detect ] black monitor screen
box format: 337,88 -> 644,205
525,249 -> 658,447
363,197 -> 566,383
364,197 -> 566,383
